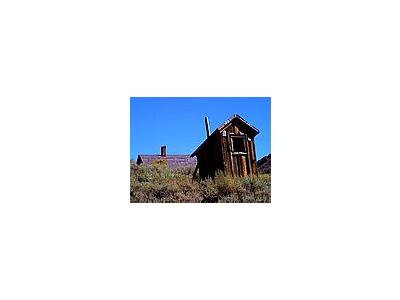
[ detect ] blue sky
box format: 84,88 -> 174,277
130,97 -> 271,160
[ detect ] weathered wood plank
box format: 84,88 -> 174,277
241,155 -> 247,176
245,136 -> 251,175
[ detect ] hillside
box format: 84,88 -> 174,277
257,154 -> 271,174
130,164 -> 271,203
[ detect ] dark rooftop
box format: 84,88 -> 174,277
136,154 -> 197,169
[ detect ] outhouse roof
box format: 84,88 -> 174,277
190,114 -> 259,157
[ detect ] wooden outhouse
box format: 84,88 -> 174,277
191,114 -> 259,179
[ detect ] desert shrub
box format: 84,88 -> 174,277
241,174 -> 271,202
199,178 -> 219,202
242,176 -> 264,199
176,175 -> 194,195
130,164 -> 271,203
213,172 -> 246,202
175,166 -> 196,176
214,172 -> 236,196
172,171 -> 202,203
219,195 -> 242,203
152,159 -> 168,166
131,164 -> 201,203
131,181 -> 178,203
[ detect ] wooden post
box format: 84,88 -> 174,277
245,136 -> 251,175
253,140 -> 258,176
241,155 -> 247,176
229,138 -> 235,177
205,117 -> 210,138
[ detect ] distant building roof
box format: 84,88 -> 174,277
136,154 -> 197,169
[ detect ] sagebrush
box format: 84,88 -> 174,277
130,164 -> 271,203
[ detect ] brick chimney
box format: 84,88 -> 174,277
161,145 -> 167,157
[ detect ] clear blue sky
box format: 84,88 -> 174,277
130,97 -> 271,160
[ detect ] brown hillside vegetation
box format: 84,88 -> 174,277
257,154 -> 271,174
130,164 -> 271,203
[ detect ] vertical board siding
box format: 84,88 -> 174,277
240,155 -> 247,176
194,116 -> 260,179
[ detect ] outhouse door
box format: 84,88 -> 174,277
229,134 -> 251,176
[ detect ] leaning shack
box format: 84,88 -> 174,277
191,114 -> 259,179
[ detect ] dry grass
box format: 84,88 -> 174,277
130,164 -> 271,203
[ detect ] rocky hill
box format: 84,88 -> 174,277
257,154 -> 271,174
